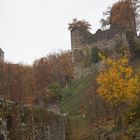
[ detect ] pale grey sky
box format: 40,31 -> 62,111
0,0 -> 118,64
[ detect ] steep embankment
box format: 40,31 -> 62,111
61,62 -> 140,140
61,74 -> 94,116
61,73 -> 112,140
61,74 -> 95,140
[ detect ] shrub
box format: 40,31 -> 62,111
48,83 -> 62,101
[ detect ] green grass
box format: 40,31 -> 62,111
69,115 -> 89,129
61,74 -> 94,116
61,74 -> 97,140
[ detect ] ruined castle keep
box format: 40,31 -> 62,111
0,48 -> 4,62
0,99 -> 67,140
70,0 -> 140,79
70,26 -> 130,79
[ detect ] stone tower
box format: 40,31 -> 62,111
0,48 -> 4,62
70,26 -> 129,79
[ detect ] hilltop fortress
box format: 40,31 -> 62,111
70,25 -> 140,79
70,0 -> 140,79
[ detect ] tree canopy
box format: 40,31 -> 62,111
68,18 -> 91,31
96,57 -> 140,107
101,0 -> 140,32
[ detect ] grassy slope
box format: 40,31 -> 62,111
61,73 -> 112,140
61,74 -> 95,116
61,74 -> 95,140
61,62 -> 140,140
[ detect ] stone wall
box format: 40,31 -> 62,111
0,48 -> 4,62
71,26 -> 129,79
0,98 -> 67,140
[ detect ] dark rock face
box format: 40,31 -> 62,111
0,99 -> 67,140
0,134 -> 4,140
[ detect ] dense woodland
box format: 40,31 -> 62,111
0,50 -> 73,104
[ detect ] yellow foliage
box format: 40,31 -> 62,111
96,57 -> 140,106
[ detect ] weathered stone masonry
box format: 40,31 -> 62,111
71,26 -> 129,79
0,98 -> 67,140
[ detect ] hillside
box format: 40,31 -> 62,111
61,63 -> 140,140
61,73 -> 113,140
61,74 -> 96,140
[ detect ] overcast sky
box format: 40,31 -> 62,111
0,0 -> 118,64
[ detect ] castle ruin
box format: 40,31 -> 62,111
70,25 -> 131,79
70,0 -> 140,79
0,48 -> 4,62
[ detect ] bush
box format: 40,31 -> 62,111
48,83 -> 62,101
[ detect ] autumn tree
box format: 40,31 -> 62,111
0,62 -> 36,104
68,18 -> 91,31
5,63 -> 35,103
101,0 -> 140,32
96,56 -> 140,130
0,50 -> 73,105
33,50 -> 73,97
33,57 -> 50,94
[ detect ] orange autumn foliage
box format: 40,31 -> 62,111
101,0 -> 140,32
111,0 -> 136,32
